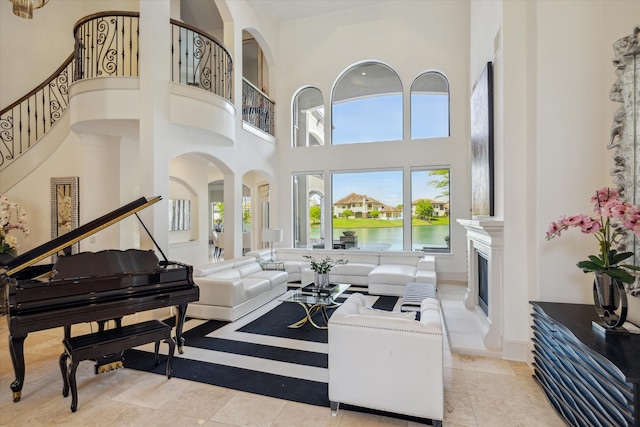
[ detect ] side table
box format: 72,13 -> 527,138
260,260 -> 285,271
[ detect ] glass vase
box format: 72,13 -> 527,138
315,272 -> 329,288
593,271 -> 628,329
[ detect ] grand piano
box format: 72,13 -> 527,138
1,196 -> 199,402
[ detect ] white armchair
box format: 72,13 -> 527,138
328,293 -> 443,426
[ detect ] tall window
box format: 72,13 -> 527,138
332,170 -> 403,250
332,62 -> 403,145
293,173 -> 325,248
411,168 -> 450,252
411,71 -> 450,139
293,87 -> 324,147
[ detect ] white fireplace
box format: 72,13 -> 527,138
456,218 -> 504,351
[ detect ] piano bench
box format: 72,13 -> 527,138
59,320 -> 175,412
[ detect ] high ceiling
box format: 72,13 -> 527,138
244,0 -> 388,24
182,0 -> 389,33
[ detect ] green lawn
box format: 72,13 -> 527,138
311,217 -> 450,228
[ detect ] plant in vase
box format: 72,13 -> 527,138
546,187 -> 640,328
0,195 -> 29,257
303,255 -> 347,288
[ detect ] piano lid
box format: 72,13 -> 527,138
2,196 -> 162,277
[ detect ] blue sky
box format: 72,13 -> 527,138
331,94 -> 449,206
332,93 -> 449,144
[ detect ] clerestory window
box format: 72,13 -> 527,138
331,62 -> 403,145
293,87 -> 324,147
411,71 -> 450,139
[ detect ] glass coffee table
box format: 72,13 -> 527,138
280,283 -> 350,329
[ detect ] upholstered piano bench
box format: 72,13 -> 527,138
59,320 -> 175,412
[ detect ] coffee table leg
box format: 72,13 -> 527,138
288,303 -> 329,329
288,302 -> 314,328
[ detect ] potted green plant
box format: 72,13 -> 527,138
304,255 -> 347,288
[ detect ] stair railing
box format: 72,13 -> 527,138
0,54 -> 75,170
2,12 -> 237,171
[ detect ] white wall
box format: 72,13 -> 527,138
0,0 -> 139,107
4,0 -> 640,354
274,1 -> 471,280
534,2 -> 640,304
468,0 -> 640,358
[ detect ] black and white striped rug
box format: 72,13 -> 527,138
123,289 -> 430,423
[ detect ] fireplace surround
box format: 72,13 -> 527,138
457,218 -> 504,351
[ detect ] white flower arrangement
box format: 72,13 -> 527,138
0,195 -> 29,255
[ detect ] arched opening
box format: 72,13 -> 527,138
293,86 -> 324,147
411,71 -> 450,139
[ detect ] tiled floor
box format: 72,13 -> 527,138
0,283 -> 565,427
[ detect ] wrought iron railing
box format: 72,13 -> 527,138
170,20 -> 232,101
73,12 -> 140,80
0,54 -> 75,170
242,78 -> 274,136
1,12 -> 238,171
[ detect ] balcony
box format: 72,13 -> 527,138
1,12 -> 235,174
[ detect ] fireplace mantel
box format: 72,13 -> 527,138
457,218 -> 504,351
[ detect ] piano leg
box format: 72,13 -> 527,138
174,303 -> 188,354
60,352 -> 70,397
8,334 -> 26,402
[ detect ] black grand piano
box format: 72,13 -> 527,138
1,196 -> 199,402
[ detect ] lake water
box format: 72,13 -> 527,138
310,225 -> 449,251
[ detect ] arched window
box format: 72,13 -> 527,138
411,71 -> 450,139
293,87 -> 324,147
331,62 -> 403,145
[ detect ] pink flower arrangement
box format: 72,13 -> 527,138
546,187 -> 640,283
0,195 -> 29,255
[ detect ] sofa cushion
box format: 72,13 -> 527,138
332,262 -> 376,276
250,270 -> 289,289
417,255 -> 436,271
340,253 -> 379,264
193,260 -> 234,277
284,261 -> 309,273
369,264 -> 417,285
274,248 -> 312,261
207,268 -> 242,281
379,253 -> 422,266
194,277 -> 245,307
243,278 -> 271,299
414,269 -> 437,285
236,261 -> 262,277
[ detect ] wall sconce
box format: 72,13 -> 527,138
261,228 -> 282,261
10,0 -> 49,19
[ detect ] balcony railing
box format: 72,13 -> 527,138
1,12 -> 237,172
74,12 -> 140,80
242,78 -> 274,136
0,54 -> 75,170
170,20 -> 232,101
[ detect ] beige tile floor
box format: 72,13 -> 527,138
0,283 -> 565,427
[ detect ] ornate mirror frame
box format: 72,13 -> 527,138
609,26 -> 640,293
51,177 -> 79,257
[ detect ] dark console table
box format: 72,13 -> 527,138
530,301 -> 640,427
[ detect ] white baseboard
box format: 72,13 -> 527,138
501,339 -> 529,362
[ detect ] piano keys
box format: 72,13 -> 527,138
1,196 -> 199,402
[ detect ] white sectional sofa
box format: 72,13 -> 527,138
246,248 -> 436,297
186,256 -> 288,321
328,293 -> 443,426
